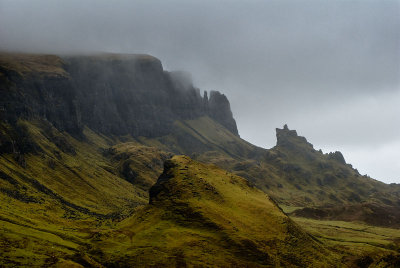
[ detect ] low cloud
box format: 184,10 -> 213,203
0,0 -> 399,182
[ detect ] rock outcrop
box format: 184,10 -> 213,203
327,151 -> 346,164
275,124 -> 313,150
208,91 -> 238,135
0,53 -> 238,139
0,54 -> 81,135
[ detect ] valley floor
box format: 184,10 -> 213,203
1,212 -> 400,267
292,215 -> 400,267
281,205 -> 400,253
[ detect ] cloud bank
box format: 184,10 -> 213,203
1,0 -> 399,182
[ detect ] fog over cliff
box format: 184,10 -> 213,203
0,0 -> 399,183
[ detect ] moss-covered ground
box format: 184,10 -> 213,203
1,118 -> 399,267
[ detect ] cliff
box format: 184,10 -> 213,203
0,53 -> 238,139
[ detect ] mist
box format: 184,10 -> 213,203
1,0 -> 399,183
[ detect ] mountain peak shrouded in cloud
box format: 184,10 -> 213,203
2,1 -> 400,266
0,0 -> 399,182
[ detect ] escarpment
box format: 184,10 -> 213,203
0,53 -> 238,139
1,52 -> 400,227
1,52 -> 400,267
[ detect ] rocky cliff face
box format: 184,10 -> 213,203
0,54 -> 81,135
0,53 -> 238,139
207,91 -> 238,135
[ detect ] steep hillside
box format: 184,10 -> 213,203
90,156 -> 340,267
0,53 -> 238,139
265,125 -> 399,205
0,121 -> 143,266
0,119 -> 179,266
1,52 -> 400,266
137,118 -> 400,227
1,52 -> 399,227
263,125 -> 400,226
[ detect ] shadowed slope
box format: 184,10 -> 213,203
0,52 -> 239,139
0,120 -> 167,267
1,52 -> 398,219
1,52 -> 400,266
94,156 -> 340,267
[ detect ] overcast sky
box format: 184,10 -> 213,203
1,0 -> 399,183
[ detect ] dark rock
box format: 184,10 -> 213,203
355,256 -> 374,268
0,68 -> 82,136
66,54 -> 238,137
149,159 -> 177,204
275,124 -> 313,149
327,151 -> 346,164
121,160 -> 139,183
208,91 -> 239,135
0,122 -> 41,155
203,91 -> 209,112
0,53 -> 239,140
14,153 -> 26,168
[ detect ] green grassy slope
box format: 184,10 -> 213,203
0,119 -> 399,267
266,125 -> 399,206
1,52 -> 400,267
90,155 -> 341,267
0,120 -> 166,266
291,217 -> 400,267
137,116 -> 263,159
142,118 -> 400,227
2,52 -> 399,226
0,120 -> 146,215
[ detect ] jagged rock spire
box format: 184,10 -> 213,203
208,91 -> 239,136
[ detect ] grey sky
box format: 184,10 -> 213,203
1,0 -> 399,183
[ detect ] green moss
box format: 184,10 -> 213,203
0,53 -> 68,78
0,120 -> 155,265
1,118 -> 399,266
89,156 -> 341,267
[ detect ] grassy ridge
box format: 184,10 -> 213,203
0,119 -> 399,266
90,156 -> 340,267
1,52 -> 400,267
0,120 -> 154,266
146,118 -> 400,227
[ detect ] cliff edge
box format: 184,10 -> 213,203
0,52 -> 238,139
